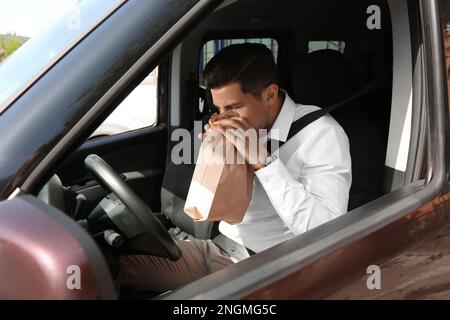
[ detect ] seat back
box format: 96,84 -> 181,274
294,49 -> 386,210
161,114 -> 218,239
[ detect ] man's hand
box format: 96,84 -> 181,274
197,110 -> 236,141
208,113 -> 268,171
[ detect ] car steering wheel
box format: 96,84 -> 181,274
84,154 -> 181,261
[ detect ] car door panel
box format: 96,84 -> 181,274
57,125 -> 167,211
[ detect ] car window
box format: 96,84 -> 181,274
199,38 -> 279,71
0,0 -> 124,114
308,40 -> 346,53
90,67 -> 158,138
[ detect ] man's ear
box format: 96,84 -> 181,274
263,84 -> 279,104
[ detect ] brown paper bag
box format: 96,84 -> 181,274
184,129 -> 253,225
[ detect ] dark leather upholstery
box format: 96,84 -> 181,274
293,49 -> 386,210
293,50 -> 355,108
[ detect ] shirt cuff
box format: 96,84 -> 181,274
255,158 -> 297,186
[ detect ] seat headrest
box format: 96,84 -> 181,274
293,49 -> 355,107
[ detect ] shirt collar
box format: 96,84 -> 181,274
267,90 -> 297,142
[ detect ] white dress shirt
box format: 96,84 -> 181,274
219,92 -> 352,253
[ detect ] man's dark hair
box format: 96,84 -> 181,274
201,43 -> 279,98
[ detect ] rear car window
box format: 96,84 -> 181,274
308,40 -> 346,53
199,37 -> 279,71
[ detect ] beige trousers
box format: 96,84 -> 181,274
117,239 -> 237,292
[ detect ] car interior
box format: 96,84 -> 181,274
35,0 -> 401,298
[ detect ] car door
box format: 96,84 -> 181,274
0,0 -> 220,299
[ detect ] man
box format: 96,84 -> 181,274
117,43 -> 352,292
